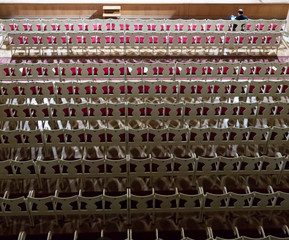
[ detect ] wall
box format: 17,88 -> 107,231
0,3 -> 288,20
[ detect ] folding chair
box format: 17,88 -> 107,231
204,192 -> 230,210
206,19 -> 228,32
43,31 -> 68,55
130,190 -> 154,213
53,195 -> 79,214
154,190 -> 178,212
185,19 -> 205,32
269,127 -> 289,146
0,196 -> 28,217
103,190 -> 127,214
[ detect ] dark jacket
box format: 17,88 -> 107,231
235,15 -> 248,20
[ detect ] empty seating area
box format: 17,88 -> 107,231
0,18 -> 286,56
0,13 -> 289,240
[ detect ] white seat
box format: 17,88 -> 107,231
50,103 -> 69,120
129,157 -> 151,178
143,62 -> 175,80
128,128 -> 148,146
78,195 -> 103,212
103,190 -> 127,214
85,129 -> 106,146
220,102 -> 239,120
176,63 -> 203,80
228,80 -> 249,99
27,196 -> 54,215
58,19 -> 84,32
154,191 -> 178,212
163,103 -> 183,121
58,63 -> 78,80
0,130 -> 21,148
229,192 -> 254,209
41,32 -> 68,54
11,160 -> 36,177
85,19 -> 112,31
179,192 -> 203,212
108,80 -> 126,97
202,102 -> 221,120
206,19 -> 229,32
130,191 -> 154,213
54,195 -> 78,214
8,32 -> 30,55
189,127 -> 210,145
185,19 -> 206,31
151,157 -> 173,176
277,102 -> 289,119
257,102 -> 279,119
60,159 -> 82,177
238,102 -> 259,119
165,19 -> 190,32
213,62 -> 239,79
203,32 -> 224,53
270,127 -> 289,146
96,62 -> 125,79
36,159 -> 61,178
229,128 -> 250,145
247,127 -> 271,145
178,80 -> 199,98
248,80 -> 273,99
240,156 -> 263,174
106,103 -> 126,120
146,103 -> 164,120
224,32 -> 248,52
0,160 -> 13,176
0,196 -> 28,216
204,192 -> 230,210
106,128 -> 126,146
148,128 -> 167,145
147,32 -> 168,55
253,192 -> 278,209
127,103 -> 146,121
125,19 -> 150,32
105,158 -> 127,177
82,159 -> 105,177
197,156 -> 219,174
277,191 -> 289,210
159,80 -> 179,97
124,31 -> 150,55
43,129 -> 66,147
218,156 -> 242,174
41,19 -> 62,32
126,80 -> 143,97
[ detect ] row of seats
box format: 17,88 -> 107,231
1,18 -> 286,33
1,80 -> 288,103
0,153 -> 286,180
9,31 -> 282,55
1,101 -> 288,122
0,127 -> 288,148
1,62 -> 288,80
1,187 -> 289,218
9,229 -> 289,240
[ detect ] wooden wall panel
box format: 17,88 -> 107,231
0,3 -> 287,19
